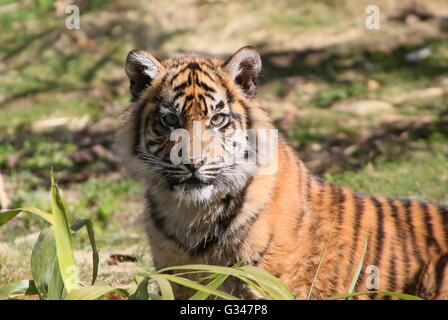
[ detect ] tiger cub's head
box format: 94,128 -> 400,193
116,47 -> 269,203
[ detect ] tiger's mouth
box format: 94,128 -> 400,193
170,175 -> 213,189
183,176 -> 206,187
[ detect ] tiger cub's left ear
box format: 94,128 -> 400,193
223,46 -> 262,98
125,49 -> 164,101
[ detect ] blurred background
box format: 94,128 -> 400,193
0,0 -> 447,289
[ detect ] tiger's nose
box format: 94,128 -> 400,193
185,159 -> 204,172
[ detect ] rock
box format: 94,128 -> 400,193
405,47 -> 432,62
392,87 -> 444,104
367,79 -> 380,91
331,99 -> 393,115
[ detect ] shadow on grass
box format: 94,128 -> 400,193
296,106 -> 448,174
259,38 -> 448,99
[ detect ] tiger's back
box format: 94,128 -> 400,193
249,143 -> 448,299
115,46 -> 448,299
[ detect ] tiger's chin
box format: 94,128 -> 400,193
172,183 -> 217,204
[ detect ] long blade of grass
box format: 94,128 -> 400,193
50,172 -> 79,293
233,275 -> 271,299
238,266 -> 294,300
0,280 -> 38,298
150,273 -> 239,300
327,291 -> 376,300
327,291 -> 423,300
156,264 -> 293,300
347,235 -> 368,295
381,291 -> 423,300
71,218 -> 99,285
189,273 -> 230,300
154,277 -> 175,300
64,286 -> 115,300
0,207 -> 53,227
307,219 -> 336,300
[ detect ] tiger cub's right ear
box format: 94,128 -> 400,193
125,49 -> 164,101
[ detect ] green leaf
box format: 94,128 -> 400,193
64,286 -> 115,300
50,172 -> 79,293
0,280 -> 38,298
47,259 -> 65,300
0,207 -> 53,227
189,273 -> 229,300
156,264 -> 293,300
327,291 -> 423,300
71,218 -> 99,285
153,276 -> 174,300
327,291 -> 377,300
237,266 -> 294,300
0,209 -> 20,227
128,277 -> 150,300
348,235 -> 368,295
381,291 -> 423,300
31,228 -> 65,300
149,273 -> 239,300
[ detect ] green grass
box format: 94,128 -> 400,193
326,154 -> 448,204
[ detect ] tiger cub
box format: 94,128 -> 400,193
115,46 -> 448,299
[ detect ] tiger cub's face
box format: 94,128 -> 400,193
117,47 -> 263,203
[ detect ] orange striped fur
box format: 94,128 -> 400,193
115,47 -> 448,299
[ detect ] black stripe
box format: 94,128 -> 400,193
352,194 -> 365,251
332,184 -> 345,226
349,193 -> 365,291
169,66 -> 190,85
187,62 -> 200,70
238,99 -> 253,129
316,177 -> 325,207
172,90 -> 185,102
306,174 -> 312,205
197,68 -> 217,83
371,197 -> 385,268
215,100 -> 225,112
403,200 -> 425,265
435,253 -> 448,297
145,194 -> 189,251
173,81 -> 188,93
226,89 -> 234,105
368,197 -> 385,300
198,94 -> 208,114
133,100 -> 148,156
437,205 -> 448,245
420,202 -> 442,253
204,91 -> 216,101
388,198 -> 410,288
389,251 -> 397,293
334,185 -> 347,292
305,178 -> 326,281
296,173 -> 312,231
195,79 -> 216,93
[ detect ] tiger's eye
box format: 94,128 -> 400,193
210,114 -> 228,127
161,113 -> 179,128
